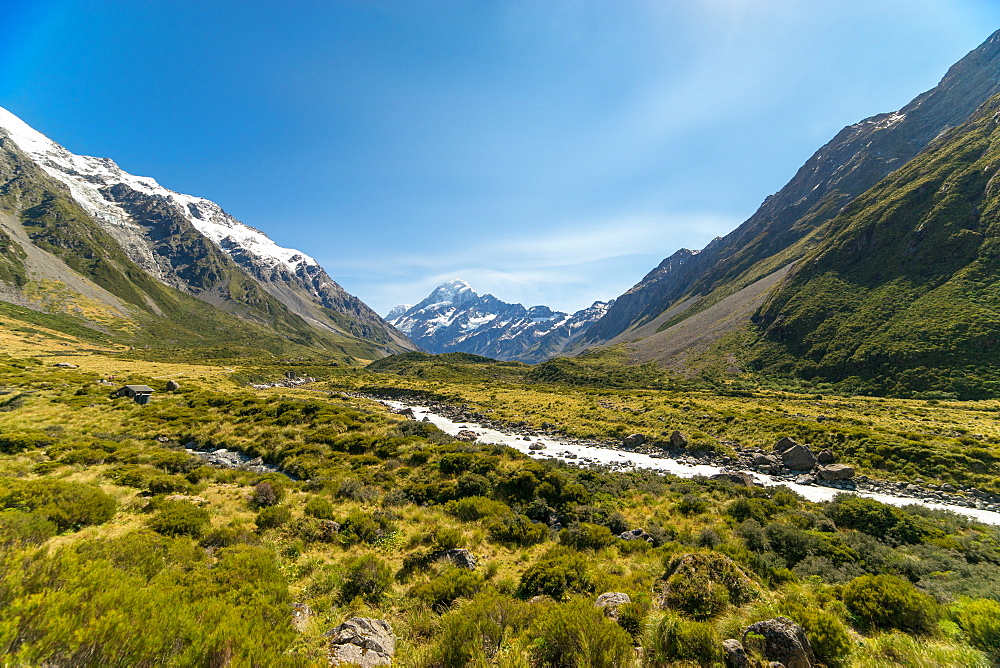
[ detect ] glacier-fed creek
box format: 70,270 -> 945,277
381,400 -> 1000,527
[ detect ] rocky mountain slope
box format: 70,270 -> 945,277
575,28 -> 1000,358
0,106 -> 414,359
387,279 -> 612,362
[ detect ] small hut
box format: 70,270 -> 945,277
117,384 -> 154,405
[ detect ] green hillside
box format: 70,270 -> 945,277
748,94 -> 1000,398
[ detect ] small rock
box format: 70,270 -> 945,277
817,449 -> 835,464
430,548 -> 477,570
817,464 -> 854,481
794,475 -> 816,486
595,592 -> 631,620
710,472 -> 757,487
670,430 -> 689,449
622,433 -> 646,448
743,617 -> 815,668
53,362 -> 78,368
326,617 -> 395,667
292,602 -> 312,633
165,380 -> 181,391
318,520 -> 342,541
619,528 -> 654,543
723,639 -> 751,668
529,443 -> 546,451
455,430 -> 479,442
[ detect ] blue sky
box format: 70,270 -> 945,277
3,1 -> 1000,315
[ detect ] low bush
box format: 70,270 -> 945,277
0,510 -> 57,547
841,574 -> 937,634
951,597 -> 1000,659
0,479 -> 116,532
303,496 -> 336,520
645,611 -> 723,667
429,591 -> 533,666
147,501 -> 210,538
412,567 -> 485,610
446,496 -> 510,521
341,553 -> 392,604
661,552 -> 761,620
559,522 -> 616,551
486,514 -> 547,547
528,598 -> 633,667
255,505 -> 292,531
518,549 -> 594,600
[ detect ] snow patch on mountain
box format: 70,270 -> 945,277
0,106 -> 315,274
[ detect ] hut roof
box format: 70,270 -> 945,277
123,384 -> 154,393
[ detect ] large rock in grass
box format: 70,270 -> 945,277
326,617 -> 395,667
670,431 -> 689,448
743,617 -> 815,668
773,437 -> 799,453
779,444 -> 817,471
455,430 -> 479,442
623,433 -> 646,448
430,548 -> 477,570
722,639 -> 751,668
817,463 -> 855,480
710,472 -> 757,487
595,592 -> 631,619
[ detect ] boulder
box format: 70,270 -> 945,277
431,548 -> 477,570
670,430 -> 689,448
455,430 -> 479,442
817,449 -> 835,464
326,617 -> 395,667
619,528 -> 654,543
318,520 -> 342,542
743,617 -> 815,668
165,379 -> 181,391
710,472 -> 757,487
794,475 -> 816,486
53,362 -> 78,368
529,443 -> 546,451
623,433 -> 646,448
817,464 -> 854,481
723,639 -> 751,668
773,437 -> 800,453
753,453 -> 781,474
779,444 -> 817,471
595,592 -> 631,620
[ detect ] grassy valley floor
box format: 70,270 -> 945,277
1,339 -> 1000,665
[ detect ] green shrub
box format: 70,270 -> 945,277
789,606 -> 852,667
951,597 -> 1000,658
455,472 -> 491,498
0,431 -> 53,454
412,567 -> 485,610
0,479 -> 116,532
841,574 -> 937,634
826,494 -> 924,545
341,510 -> 397,545
677,494 -> 709,515
147,501 -> 210,538
341,553 -> 392,604
439,452 -> 475,474
429,590 -> 533,666
528,598 -> 633,667
249,481 -> 284,508
518,550 -> 594,600
446,496 -> 510,521
433,527 -> 465,550
486,514 -> 548,547
303,496 -> 336,520
645,611 -> 723,667
661,552 -> 761,620
559,522 -> 616,551
0,510 -> 57,547
255,505 -> 292,531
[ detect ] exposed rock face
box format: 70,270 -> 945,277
318,520 -> 342,541
595,592 -> 631,620
291,603 -> 312,633
817,464 -> 855,480
670,430 -> 689,448
743,617 -> 816,668
722,639 -> 751,668
780,444 -> 818,471
817,449 -> 835,464
326,617 -> 396,667
455,430 -> 479,442
623,433 -> 646,448
774,437 -> 800,453
431,548 -> 477,570
387,279 -> 614,362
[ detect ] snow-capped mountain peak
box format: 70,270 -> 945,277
388,280 -> 613,362
0,106 -> 315,274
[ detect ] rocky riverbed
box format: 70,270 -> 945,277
370,395 -> 1000,526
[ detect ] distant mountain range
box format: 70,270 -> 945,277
563,27 -> 1000,397
386,279 -> 612,363
0,106 -> 415,360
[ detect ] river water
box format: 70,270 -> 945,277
384,400 -> 1000,527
